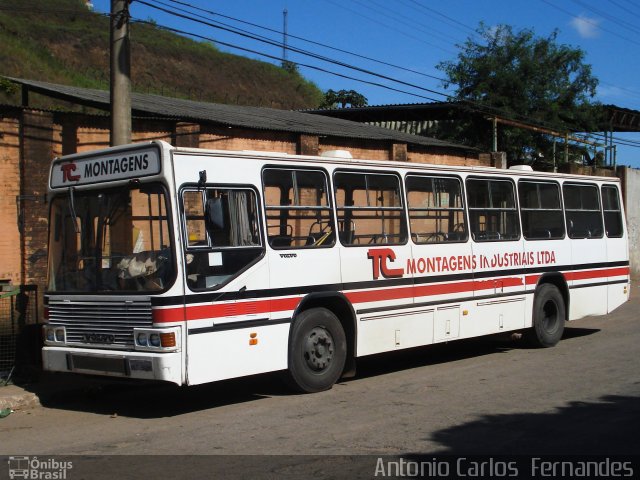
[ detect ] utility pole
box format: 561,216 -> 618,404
110,0 -> 131,146
282,9 -> 288,64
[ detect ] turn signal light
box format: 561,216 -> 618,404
160,332 -> 176,348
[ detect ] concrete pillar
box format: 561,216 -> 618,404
174,122 -> 200,148
391,143 -> 407,162
61,117 -> 78,155
298,134 -> 319,156
491,151 -> 507,169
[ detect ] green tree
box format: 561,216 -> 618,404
437,23 -> 601,165
0,78 -> 17,95
320,89 -> 368,109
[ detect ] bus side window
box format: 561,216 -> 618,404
183,190 -> 208,247
466,178 -> 519,242
334,171 -> 407,246
602,185 -> 624,238
406,175 -> 467,243
518,180 -> 564,240
182,187 -> 262,291
263,168 -> 335,249
563,183 -> 603,239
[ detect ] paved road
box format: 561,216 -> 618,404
1,287 -> 639,476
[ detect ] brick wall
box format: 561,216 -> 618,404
199,126 -> 298,154
21,111 -> 54,289
558,163 -> 617,177
0,116 -> 21,284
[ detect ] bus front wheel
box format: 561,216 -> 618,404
526,283 -> 565,348
287,307 -> 347,393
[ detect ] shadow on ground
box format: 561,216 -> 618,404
18,326 -> 600,419
405,393 -> 640,456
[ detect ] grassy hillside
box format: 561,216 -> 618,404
0,0 -> 323,109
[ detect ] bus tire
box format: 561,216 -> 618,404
526,284 -> 565,348
286,307 -> 347,393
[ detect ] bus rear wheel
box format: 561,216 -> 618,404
287,307 -> 347,393
526,283 -> 565,348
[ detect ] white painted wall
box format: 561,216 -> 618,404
621,167 -> 640,278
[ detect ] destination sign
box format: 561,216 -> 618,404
50,146 -> 161,188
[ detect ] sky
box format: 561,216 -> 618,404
91,0 -> 640,167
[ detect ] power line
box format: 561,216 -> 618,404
130,18 -> 444,103
539,0 -> 640,47
321,0 -> 456,55
612,0 -> 640,16
129,19 -> 638,151
350,0 -> 462,45
132,1 -> 640,149
599,80 -> 640,104
403,0 -> 479,39
159,0 -> 449,84
605,0 -> 640,20
135,0 -> 456,101
154,0 -> 640,116
569,0 -> 640,35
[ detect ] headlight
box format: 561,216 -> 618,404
136,332 -> 148,346
46,328 -> 55,342
149,334 -> 161,347
55,328 -> 65,342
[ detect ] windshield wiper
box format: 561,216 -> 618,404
68,187 -> 80,233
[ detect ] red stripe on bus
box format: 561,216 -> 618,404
565,266 -> 629,281
152,268 -> 628,324
345,285 -> 414,304
414,279 -> 475,298
525,274 -> 542,285
526,266 -> 628,286
153,297 -> 302,323
152,307 -> 184,323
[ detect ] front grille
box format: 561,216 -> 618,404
48,297 -> 153,348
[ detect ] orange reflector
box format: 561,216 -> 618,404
160,332 -> 176,348
250,332 -> 257,338
249,339 -> 258,346
462,310 -> 469,316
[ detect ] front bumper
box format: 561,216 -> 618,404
42,346 -> 183,385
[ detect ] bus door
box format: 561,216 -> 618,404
406,174 -> 472,344
563,182 -> 608,318
334,170 -> 414,355
181,183 -> 271,383
262,168 -> 341,314
467,177 -> 526,335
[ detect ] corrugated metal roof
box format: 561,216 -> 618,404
5,77 -> 475,151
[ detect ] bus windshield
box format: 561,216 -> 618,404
47,183 -> 174,293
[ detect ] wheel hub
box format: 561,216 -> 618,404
304,327 -> 334,371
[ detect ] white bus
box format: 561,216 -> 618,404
42,141 -> 630,392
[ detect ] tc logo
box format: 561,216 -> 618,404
60,163 -> 80,182
367,248 -> 404,279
